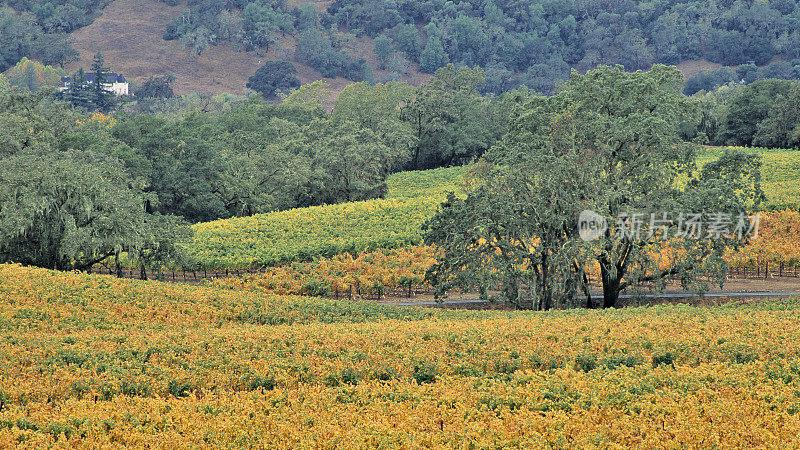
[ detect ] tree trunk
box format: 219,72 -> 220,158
541,256 -> 552,311
140,263 -> 148,281
583,271 -> 593,309
600,263 -> 621,308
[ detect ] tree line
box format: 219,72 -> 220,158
0,64 -> 512,275
159,0 -> 800,92
682,77 -> 800,149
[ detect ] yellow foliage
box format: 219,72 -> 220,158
1,263 -> 800,447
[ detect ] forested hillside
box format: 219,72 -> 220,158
6,0 -> 800,96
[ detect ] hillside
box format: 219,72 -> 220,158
64,0 -> 429,106
185,166 -> 471,268
61,0 -> 750,104
66,0 -> 268,95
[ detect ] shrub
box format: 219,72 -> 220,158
652,352 -> 676,368
412,362 -> 437,384
573,354 -> 597,373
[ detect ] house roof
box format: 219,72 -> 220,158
62,73 -> 128,85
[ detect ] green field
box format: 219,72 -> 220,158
183,166 -> 471,269
184,148 -> 799,270
697,146 -> 800,209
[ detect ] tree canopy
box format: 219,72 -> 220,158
425,65 -> 765,310
247,60 -> 301,99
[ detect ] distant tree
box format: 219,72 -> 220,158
332,81 -> 416,170
442,15 -> 491,66
342,58 -> 373,82
132,213 -> 192,280
90,51 -> 113,111
30,33 -> 78,69
737,63 -> 759,84
294,3 -> 318,31
373,34 -> 394,69
136,75 -> 176,99
247,61 -> 301,99
386,52 -> 410,75
43,4 -> 90,33
419,36 -> 448,73
180,26 -> 215,55
307,119 -> 398,203
718,79 -> 793,146
401,65 -> 504,169
481,65 -> 517,95
283,79 -> 330,109
683,68 -> 737,95
0,9 -> 34,73
62,67 -> 92,109
5,57 -> 65,92
212,128 -> 312,216
217,10 -> 243,41
758,61 -> 797,80
754,82 -> 800,148
295,29 -> 348,78
389,24 -> 420,61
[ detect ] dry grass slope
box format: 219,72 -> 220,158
63,0 -> 738,106
65,0 -> 429,107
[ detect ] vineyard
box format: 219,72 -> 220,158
1,264 -> 800,446
182,166 -> 473,269
181,147 -> 799,273
206,210 -> 800,301
698,146 -> 800,209
210,246 -> 440,299
156,149 -> 800,300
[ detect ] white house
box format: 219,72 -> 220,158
60,72 -> 129,96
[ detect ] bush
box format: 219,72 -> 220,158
340,368 -> 359,385
247,375 -> 277,391
168,379 -> 193,397
573,354 -> 597,373
136,75 -> 175,99
652,352 -> 676,368
412,362 -> 437,384
247,61 -> 301,99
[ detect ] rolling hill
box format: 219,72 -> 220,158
64,0 -> 430,106
62,0 -> 726,105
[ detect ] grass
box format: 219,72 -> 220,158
64,0 -> 428,108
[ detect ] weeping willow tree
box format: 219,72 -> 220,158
0,149 -> 151,271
